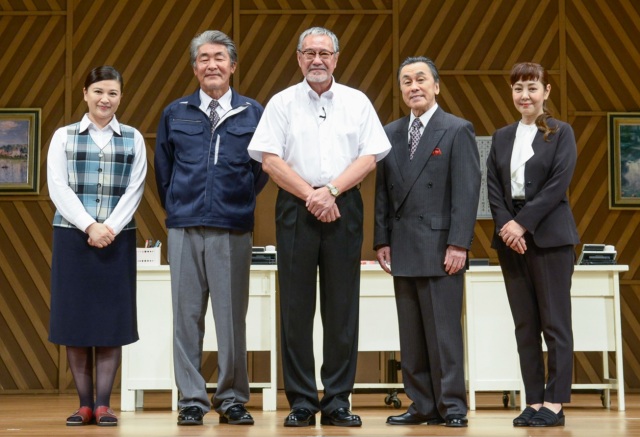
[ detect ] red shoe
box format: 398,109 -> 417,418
66,406 -> 93,426
94,406 -> 118,426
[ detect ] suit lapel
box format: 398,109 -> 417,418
393,108 -> 446,211
499,123 -> 518,207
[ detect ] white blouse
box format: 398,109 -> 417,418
510,121 -> 537,199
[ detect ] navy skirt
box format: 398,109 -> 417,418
49,227 -> 139,347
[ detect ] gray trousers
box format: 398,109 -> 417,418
168,227 -> 251,414
394,275 -> 467,420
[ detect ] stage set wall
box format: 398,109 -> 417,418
1,0 -> 640,394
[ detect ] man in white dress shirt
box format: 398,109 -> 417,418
248,26 -> 390,428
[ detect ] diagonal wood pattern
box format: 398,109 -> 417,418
1,0 -> 640,393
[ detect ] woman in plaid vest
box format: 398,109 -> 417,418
47,66 -> 147,427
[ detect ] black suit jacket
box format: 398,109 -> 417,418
374,107 -> 481,276
486,118 -> 580,249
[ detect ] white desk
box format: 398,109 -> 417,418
120,265 -> 278,411
464,265 -> 628,411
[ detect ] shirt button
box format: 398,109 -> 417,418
97,183 -> 101,188
98,152 -> 104,158
96,199 -> 100,203
98,168 -> 102,173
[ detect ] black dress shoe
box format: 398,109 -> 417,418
445,414 -> 468,427
529,407 -> 565,427
513,406 -> 538,427
219,404 -> 254,425
386,411 -> 444,425
284,408 -> 316,427
320,407 -> 362,427
177,406 -> 204,426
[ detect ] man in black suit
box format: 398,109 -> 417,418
374,56 -> 480,427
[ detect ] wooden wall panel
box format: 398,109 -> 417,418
1,0 -> 640,392
0,1 -> 65,391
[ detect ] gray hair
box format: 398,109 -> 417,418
297,27 -> 340,53
398,56 -> 440,84
189,30 -> 237,67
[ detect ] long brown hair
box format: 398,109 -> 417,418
510,62 -> 558,141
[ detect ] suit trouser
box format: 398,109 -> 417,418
276,188 -> 362,414
168,227 -> 251,414
393,275 -> 467,419
497,234 -> 574,404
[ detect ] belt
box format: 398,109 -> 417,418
512,199 -> 526,214
311,184 -> 361,195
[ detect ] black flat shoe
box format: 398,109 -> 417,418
177,406 -> 204,426
219,404 -> 254,425
386,411 -> 443,425
529,407 -> 565,427
445,414 -> 468,427
320,407 -> 362,427
284,408 -> 316,427
513,406 -> 538,427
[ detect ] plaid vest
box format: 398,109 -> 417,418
53,122 -> 137,230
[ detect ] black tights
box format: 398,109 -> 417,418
67,346 -> 121,408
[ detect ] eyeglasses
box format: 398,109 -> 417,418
298,49 -> 335,60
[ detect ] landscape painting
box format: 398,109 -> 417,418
0,109 -> 40,195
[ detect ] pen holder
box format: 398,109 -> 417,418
136,247 -> 161,266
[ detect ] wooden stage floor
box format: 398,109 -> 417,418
1,391 -> 639,436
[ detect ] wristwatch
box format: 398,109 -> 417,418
326,183 -> 340,197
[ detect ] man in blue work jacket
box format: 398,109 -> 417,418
155,29 -> 267,427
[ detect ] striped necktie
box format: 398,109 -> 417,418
409,118 -> 423,160
208,99 -> 220,132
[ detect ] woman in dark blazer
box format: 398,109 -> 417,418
486,62 -> 579,428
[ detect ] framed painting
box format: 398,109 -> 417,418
0,108 -> 41,195
608,113 -> 640,209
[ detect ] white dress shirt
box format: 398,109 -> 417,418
510,121 -> 537,199
248,78 -> 391,187
408,103 -> 439,143
198,88 -> 232,117
47,114 -> 147,234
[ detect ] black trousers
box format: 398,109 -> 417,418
275,188 -> 363,414
497,234 -> 575,404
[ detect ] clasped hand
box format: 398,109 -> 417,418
499,220 -> 527,254
86,223 -> 116,248
306,188 -> 341,223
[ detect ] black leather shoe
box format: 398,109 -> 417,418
320,407 -> 362,427
387,411 -> 444,425
284,408 -> 316,427
529,407 -> 565,427
219,404 -> 254,425
513,406 -> 538,427
445,414 -> 468,427
177,406 -> 204,426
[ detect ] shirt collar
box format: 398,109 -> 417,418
409,103 -> 438,129
199,88 -> 233,113
303,77 -> 335,101
79,114 -> 121,135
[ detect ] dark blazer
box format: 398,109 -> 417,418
374,107 -> 481,276
486,118 -> 579,249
